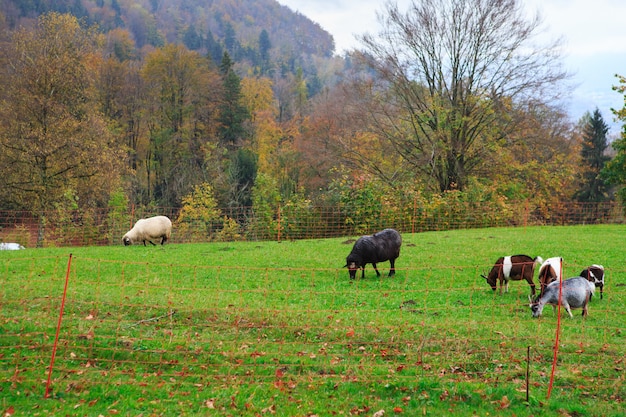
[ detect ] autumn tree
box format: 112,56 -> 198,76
96,32 -> 148,202
488,103 -> 579,211
0,13 -> 123,245
306,77 -> 410,189
241,77 -> 281,174
357,0 -> 569,192
98,58 -> 144,173
175,182 -> 221,241
240,76 -> 307,200
574,109 -> 611,202
126,5 -> 163,48
273,68 -> 310,124
141,43 -> 218,206
293,67 -> 308,118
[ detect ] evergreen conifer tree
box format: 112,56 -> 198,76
217,52 -> 250,149
258,29 -> 272,75
575,108 -> 610,202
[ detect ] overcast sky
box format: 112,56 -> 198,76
278,0 -> 626,134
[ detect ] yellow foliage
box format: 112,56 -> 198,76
254,112 -> 284,174
240,77 -> 276,120
176,183 -> 220,224
214,217 -> 243,242
175,183 -> 221,242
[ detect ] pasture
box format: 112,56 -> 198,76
1,224 -> 625,416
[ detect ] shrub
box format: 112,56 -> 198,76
176,183 -> 221,242
248,173 -> 280,240
214,216 -> 243,241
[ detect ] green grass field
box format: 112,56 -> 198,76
1,225 -> 625,416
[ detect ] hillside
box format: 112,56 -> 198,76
0,0 -> 337,71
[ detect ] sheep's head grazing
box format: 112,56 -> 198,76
347,261 -> 359,279
122,235 -> 131,246
345,253 -> 362,280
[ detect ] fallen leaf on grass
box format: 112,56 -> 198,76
3,406 -> 15,416
499,395 -> 510,409
372,410 -> 385,417
78,330 -> 94,340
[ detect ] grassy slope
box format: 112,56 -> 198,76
1,225 -> 625,416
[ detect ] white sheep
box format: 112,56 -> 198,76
0,242 -> 25,250
122,215 -> 172,246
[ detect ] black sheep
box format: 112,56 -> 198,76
345,228 -> 402,279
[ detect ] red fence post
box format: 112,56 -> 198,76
45,253 -> 73,398
547,258 -> 565,399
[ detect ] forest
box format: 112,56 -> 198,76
2,0 -> 626,246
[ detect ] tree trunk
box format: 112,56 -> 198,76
37,214 -> 46,248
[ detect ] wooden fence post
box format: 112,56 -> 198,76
277,204 -> 282,243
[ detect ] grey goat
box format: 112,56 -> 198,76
529,277 -> 595,318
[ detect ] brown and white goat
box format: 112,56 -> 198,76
482,255 -> 543,296
537,257 -> 563,297
579,264 -> 605,299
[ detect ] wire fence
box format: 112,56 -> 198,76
1,255 -> 624,414
0,201 -> 624,247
